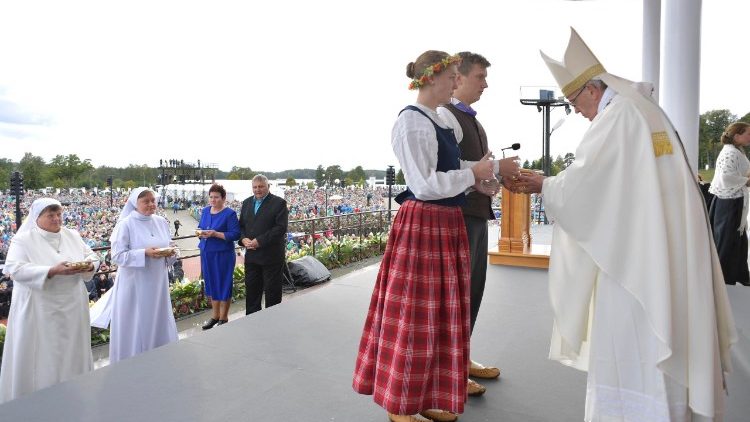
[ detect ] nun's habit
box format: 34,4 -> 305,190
108,188 -> 178,364
0,198 -> 98,403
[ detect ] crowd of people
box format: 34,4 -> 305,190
0,191 -> 176,260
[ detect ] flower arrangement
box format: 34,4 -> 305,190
408,54 -> 462,90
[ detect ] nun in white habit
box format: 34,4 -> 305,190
108,187 -> 178,364
0,198 -> 99,403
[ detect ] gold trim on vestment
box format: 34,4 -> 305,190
562,64 -> 606,97
652,132 -> 673,157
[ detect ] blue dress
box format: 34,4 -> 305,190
198,207 -> 241,301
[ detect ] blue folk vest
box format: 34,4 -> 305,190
395,105 -> 466,207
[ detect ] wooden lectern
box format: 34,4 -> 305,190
488,184 -> 550,269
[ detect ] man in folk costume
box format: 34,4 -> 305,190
437,51 -> 519,396
518,28 -> 736,421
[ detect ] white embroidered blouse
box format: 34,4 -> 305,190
709,144 -> 749,199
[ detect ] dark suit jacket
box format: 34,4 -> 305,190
239,193 -> 289,265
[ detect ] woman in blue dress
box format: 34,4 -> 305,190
198,184 -> 241,329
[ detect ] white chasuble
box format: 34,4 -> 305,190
543,86 -> 735,421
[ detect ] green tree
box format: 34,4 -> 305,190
0,158 -> 13,190
120,164 -> 156,187
347,166 -> 367,184
306,181 -> 315,189
551,155 -> 565,176
227,166 -> 255,180
315,165 -> 325,187
286,177 -> 297,187
699,109 -> 737,169
51,178 -> 66,189
48,154 -> 95,187
740,112 -> 750,124
522,160 -> 530,169
396,169 -> 405,185
563,153 -> 575,169
324,165 -> 344,186
19,152 -> 47,189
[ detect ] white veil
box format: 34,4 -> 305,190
117,187 -> 153,222
2,198 -> 62,276
14,197 -> 62,237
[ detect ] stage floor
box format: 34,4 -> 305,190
2,261 -> 749,421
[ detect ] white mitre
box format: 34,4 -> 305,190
540,28 -> 607,98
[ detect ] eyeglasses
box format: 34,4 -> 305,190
567,84 -> 588,106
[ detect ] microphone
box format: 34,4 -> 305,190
501,143 -> 521,158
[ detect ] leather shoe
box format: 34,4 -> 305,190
388,413 -> 432,422
201,318 -> 220,330
467,379 -> 486,397
469,360 -> 501,379
216,319 -> 229,326
419,409 -> 458,422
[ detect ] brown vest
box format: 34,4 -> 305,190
445,103 -> 495,220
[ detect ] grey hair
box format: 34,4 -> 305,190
252,174 -> 269,184
587,79 -> 608,91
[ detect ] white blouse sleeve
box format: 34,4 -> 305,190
3,236 -> 52,290
110,219 -> 146,268
392,109 -> 475,201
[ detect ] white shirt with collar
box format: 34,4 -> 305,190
391,102 -> 476,201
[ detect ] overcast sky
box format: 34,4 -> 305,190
0,0 -> 746,172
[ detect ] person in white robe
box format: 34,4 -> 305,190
108,187 -> 178,364
0,198 -> 99,403
518,28 -> 736,421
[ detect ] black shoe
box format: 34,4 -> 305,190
202,318 -> 220,330
216,319 -> 229,326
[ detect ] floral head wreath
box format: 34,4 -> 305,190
408,54 -> 462,90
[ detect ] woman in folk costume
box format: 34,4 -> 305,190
352,50 -> 499,422
518,28 -> 736,421
0,198 -> 99,403
709,122 -> 750,286
109,187 -> 178,363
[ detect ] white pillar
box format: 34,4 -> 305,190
662,0 -> 702,172
642,0 -> 661,100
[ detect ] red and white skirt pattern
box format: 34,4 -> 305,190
352,200 -> 471,415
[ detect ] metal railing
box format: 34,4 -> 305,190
287,210 -> 393,258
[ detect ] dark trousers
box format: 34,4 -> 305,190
244,261 -> 284,314
709,196 -> 750,285
463,215 -> 489,334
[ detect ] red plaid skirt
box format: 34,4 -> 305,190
352,200 -> 471,415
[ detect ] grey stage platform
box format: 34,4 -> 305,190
2,262 -> 749,421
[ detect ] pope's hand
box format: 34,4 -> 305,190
516,172 -> 545,194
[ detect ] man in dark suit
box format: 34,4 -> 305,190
239,174 -> 289,315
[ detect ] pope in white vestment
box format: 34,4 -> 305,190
108,187 -> 178,364
519,29 -> 737,422
0,198 -> 99,403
